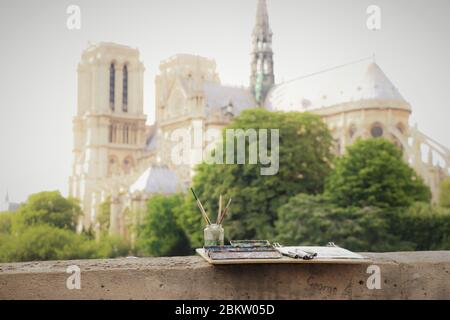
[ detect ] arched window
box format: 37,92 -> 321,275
122,156 -> 134,174
264,60 -> 270,74
122,64 -> 128,112
109,63 -> 116,111
108,155 -> 120,176
371,123 -> 384,138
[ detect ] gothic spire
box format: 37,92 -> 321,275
250,0 -> 275,105
254,0 -> 272,37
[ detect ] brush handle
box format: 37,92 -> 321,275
197,200 -> 211,225
196,201 -> 210,225
190,188 -> 199,201
191,188 -> 211,225
217,195 -> 223,224
219,198 -> 232,224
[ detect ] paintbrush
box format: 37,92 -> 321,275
218,197 -> 231,224
216,194 -> 222,224
190,188 -> 211,225
219,198 -> 232,225
190,188 -> 210,225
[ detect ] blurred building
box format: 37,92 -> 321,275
0,192 -> 20,212
69,0 -> 449,237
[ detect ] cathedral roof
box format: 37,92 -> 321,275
265,60 -> 408,112
129,165 -> 179,195
203,82 -> 256,115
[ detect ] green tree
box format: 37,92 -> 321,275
136,194 -> 191,257
175,195 -> 204,249
0,191 -> 135,262
326,138 -> 431,208
0,233 -> 14,262
182,108 -> 333,241
0,224 -> 96,262
0,212 -> 15,235
388,202 -> 450,250
14,191 -> 82,231
439,179 -> 450,208
95,235 -> 131,258
97,197 -> 111,234
0,224 -> 131,263
275,194 -> 408,252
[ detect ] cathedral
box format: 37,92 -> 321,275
69,0 -> 450,237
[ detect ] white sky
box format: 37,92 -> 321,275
1,0 -> 449,203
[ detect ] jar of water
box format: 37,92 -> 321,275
204,224 -> 224,247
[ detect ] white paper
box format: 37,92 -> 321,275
276,246 -> 365,260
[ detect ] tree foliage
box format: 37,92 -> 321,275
136,194 -> 191,257
388,202 -> 450,250
183,108 -> 334,241
0,224 -> 92,262
275,194 -> 450,252
0,191 -> 130,263
439,179 -> 450,208
97,196 -> 111,234
94,235 -> 131,258
275,194 -> 404,252
0,224 -> 130,263
175,194 -> 204,250
14,191 -> 82,231
326,138 -> 431,208
0,212 -> 15,234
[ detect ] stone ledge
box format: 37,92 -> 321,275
0,251 -> 449,300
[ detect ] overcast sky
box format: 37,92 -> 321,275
0,0 -> 449,203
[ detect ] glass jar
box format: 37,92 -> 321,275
204,224 -> 224,247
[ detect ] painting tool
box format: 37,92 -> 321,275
216,194 -> 222,224
190,188 -> 211,225
218,198 -> 232,224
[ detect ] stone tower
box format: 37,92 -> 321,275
155,54 -> 220,124
154,54 -> 221,185
250,0 -> 275,104
69,43 -> 147,231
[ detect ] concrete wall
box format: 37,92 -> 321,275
0,251 -> 449,300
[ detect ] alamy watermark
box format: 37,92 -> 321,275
66,4 -> 380,32
66,5 -> 81,30
170,125 -> 280,176
366,265 -> 382,290
66,265 -> 81,290
367,5 -> 381,31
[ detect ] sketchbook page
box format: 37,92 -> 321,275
279,246 -> 365,259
